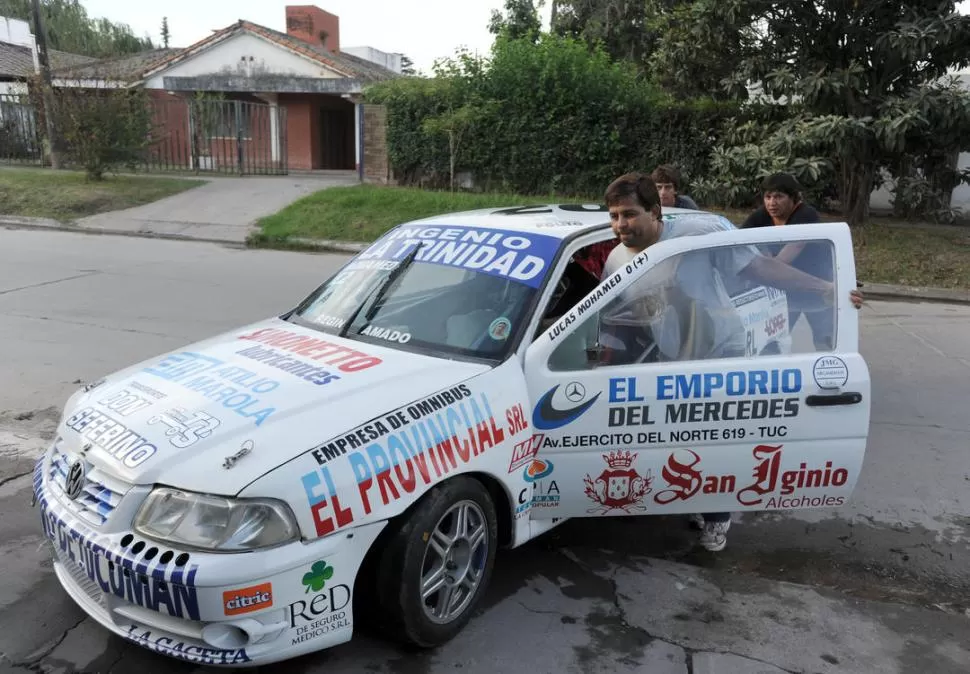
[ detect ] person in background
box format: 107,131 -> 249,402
650,165 -> 700,209
741,172 -> 863,347
741,172 -> 820,229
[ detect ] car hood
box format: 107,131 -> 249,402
56,317 -> 491,494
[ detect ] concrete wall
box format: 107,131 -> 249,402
0,17 -> 34,48
144,33 -> 343,89
342,46 -> 402,74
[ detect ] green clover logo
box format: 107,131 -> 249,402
302,560 -> 334,594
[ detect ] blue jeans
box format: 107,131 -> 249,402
703,512 -> 730,524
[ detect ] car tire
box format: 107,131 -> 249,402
375,476 -> 498,648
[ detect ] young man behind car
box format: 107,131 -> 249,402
740,172 -> 862,348
650,165 -> 699,210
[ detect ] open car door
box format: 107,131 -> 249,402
521,222 -> 870,519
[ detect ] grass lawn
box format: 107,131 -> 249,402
252,183 -> 970,291
253,184 -> 584,243
0,167 -> 207,222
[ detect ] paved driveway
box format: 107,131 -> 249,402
73,172 -> 359,243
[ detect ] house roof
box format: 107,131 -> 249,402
51,48 -> 182,81
138,20 -> 399,83
0,41 -> 95,79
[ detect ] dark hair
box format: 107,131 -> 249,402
761,172 -> 802,200
605,172 -> 661,211
650,164 -> 682,189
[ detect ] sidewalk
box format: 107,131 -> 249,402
0,173 -> 359,245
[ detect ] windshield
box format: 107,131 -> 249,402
289,223 -> 563,361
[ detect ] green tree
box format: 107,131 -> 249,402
367,33 -> 735,195
0,0 -> 154,57
488,0 -> 544,43
400,54 -> 417,76
675,0 -> 970,225
161,16 -> 170,48
553,0 -> 694,67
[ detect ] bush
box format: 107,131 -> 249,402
366,34 -> 741,198
52,86 -> 154,180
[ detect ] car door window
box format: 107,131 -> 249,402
548,239 -> 838,371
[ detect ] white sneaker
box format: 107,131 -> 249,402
700,519 -> 731,552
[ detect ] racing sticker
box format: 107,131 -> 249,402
488,317 -> 512,341
301,387 -> 507,536
147,407 -> 221,448
583,450 -> 653,515
288,559 -> 352,646
123,627 -> 250,666
654,444 -> 850,509
37,495 -> 201,620
64,407 -> 158,468
532,381 -> 601,431
353,224 -> 561,289
813,356 -> 848,389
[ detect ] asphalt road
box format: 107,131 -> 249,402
1,228 -> 968,674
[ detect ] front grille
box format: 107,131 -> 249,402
55,544 -> 106,608
48,442 -> 131,527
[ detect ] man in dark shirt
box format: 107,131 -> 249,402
741,172 -> 863,349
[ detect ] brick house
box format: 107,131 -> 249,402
50,5 -> 400,174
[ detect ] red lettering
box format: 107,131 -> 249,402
357,477 -> 375,515
737,445 -> 784,506
238,327 -> 275,341
437,437 -> 459,471
310,494 -> 354,536
375,469 -> 400,505
655,450 -> 703,504
393,459 -> 417,493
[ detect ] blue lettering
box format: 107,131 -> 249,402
350,453 -> 373,486
702,373 -> 723,397
365,443 -> 392,477
302,471 -> 326,507
657,369 -> 803,400
610,377 -> 644,403
387,435 -> 411,470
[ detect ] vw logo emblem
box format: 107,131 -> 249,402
64,459 -> 86,501
564,382 -> 586,402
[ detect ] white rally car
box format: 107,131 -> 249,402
32,204 -> 870,667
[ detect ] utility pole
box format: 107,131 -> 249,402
30,0 -> 61,169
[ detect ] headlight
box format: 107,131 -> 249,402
133,488 -> 300,552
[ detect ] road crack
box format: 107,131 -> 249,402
17,615 -> 87,667
0,469 -> 32,489
0,272 -> 101,297
557,547 -> 801,674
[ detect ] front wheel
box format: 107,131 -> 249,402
376,477 -> 498,648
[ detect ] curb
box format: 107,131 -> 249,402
4,216 -> 969,306
0,216 -> 248,249
856,283 -> 970,305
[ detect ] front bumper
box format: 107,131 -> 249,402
32,445 -> 384,668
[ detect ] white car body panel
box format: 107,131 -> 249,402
31,205 -> 870,667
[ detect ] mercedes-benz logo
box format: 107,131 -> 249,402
564,382 -> 586,402
64,459 -> 86,500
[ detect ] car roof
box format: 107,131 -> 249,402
395,203 -> 710,240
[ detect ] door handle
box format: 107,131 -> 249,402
805,392 -> 863,407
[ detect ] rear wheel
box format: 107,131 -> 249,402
376,477 -> 498,647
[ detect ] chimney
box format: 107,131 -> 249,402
285,5 -> 340,52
